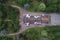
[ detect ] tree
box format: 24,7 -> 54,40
41,30 -> 48,37
0,2 -> 20,33
46,4 -> 57,12
0,0 -> 8,3
19,28 -> 41,40
0,37 -> 13,40
38,2 -> 46,12
0,11 -> 3,19
46,0 -> 58,6
57,4 -> 60,13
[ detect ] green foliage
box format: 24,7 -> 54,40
0,11 -> 3,19
38,2 -> 46,12
57,0 -> 60,4
0,0 -> 8,3
41,30 -> 48,37
57,4 -> 60,13
17,0 -> 31,6
10,0 -> 60,13
46,4 -> 57,12
45,0 -> 60,13
0,37 -> 13,40
20,38 -> 24,40
19,28 -> 41,40
0,3 -> 20,33
7,20 -> 19,33
45,26 -> 60,40
46,0 -> 58,6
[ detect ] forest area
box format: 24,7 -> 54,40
0,0 -> 60,40
0,0 -> 20,34
19,26 -> 60,40
17,0 -> 60,13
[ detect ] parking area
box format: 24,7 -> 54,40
22,13 -> 51,27
19,8 -> 60,34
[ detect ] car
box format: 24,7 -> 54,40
42,14 -> 45,16
26,14 -> 30,18
25,22 -> 30,26
34,22 -> 41,25
34,16 -> 40,18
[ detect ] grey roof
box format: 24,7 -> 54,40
51,14 -> 60,25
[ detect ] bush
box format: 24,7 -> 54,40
46,0 -> 58,6
19,28 -> 41,40
0,37 -> 13,40
45,26 -> 60,40
38,2 -> 46,12
0,3 -> 20,33
46,4 -> 57,12
57,4 -> 60,13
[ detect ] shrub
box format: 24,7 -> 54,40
38,2 -> 46,12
